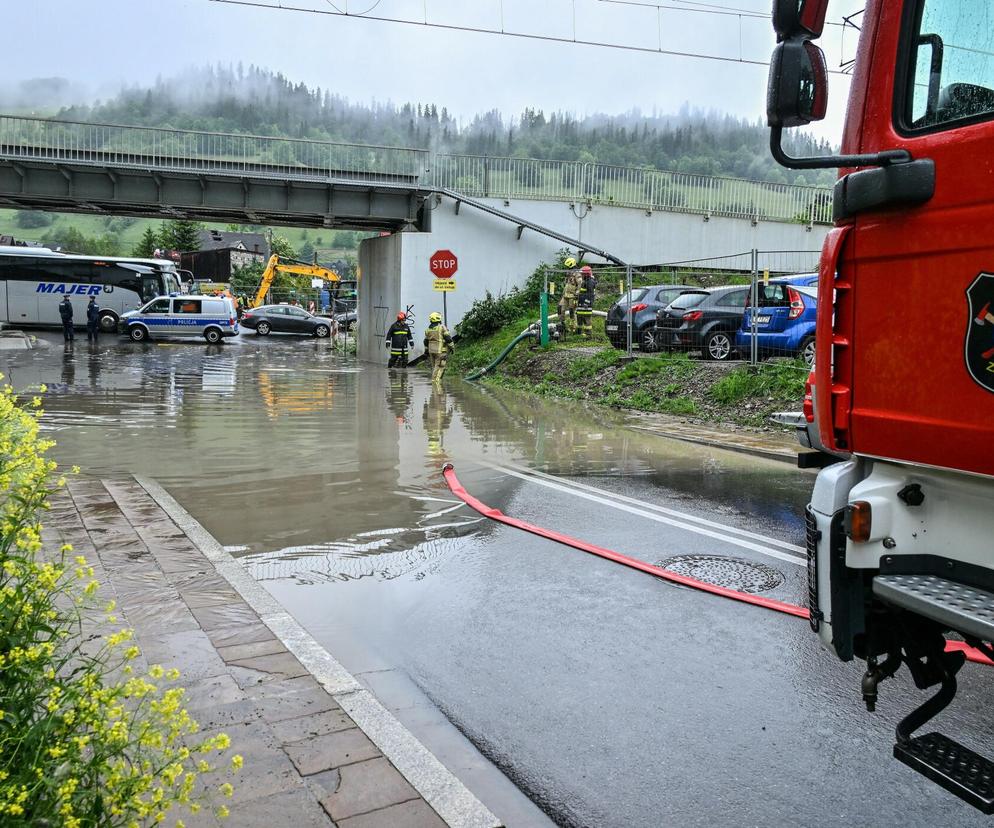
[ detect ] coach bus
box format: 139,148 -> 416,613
0,247 -> 184,333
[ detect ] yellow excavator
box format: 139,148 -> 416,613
250,255 -> 340,308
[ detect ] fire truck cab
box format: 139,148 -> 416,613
768,0 -> 994,813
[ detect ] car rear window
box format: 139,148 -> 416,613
656,289 -> 689,304
669,292 -> 708,309
618,288 -> 648,303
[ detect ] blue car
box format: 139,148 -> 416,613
772,272 -> 819,287
735,281 -> 818,365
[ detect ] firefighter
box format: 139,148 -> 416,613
423,311 -> 454,384
86,296 -> 101,342
58,297 -> 74,342
577,265 -> 597,338
385,311 -> 414,368
560,269 -> 580,335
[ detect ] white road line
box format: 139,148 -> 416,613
499,461 -> 806,555
483,463 -> 806,568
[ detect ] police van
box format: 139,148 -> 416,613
119,295 -> 239,343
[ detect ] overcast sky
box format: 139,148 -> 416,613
4,0 -> 864,139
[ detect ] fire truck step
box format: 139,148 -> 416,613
895,732 -> 994,813
873,574 -> 994,643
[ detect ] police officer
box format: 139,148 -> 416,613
423,312 -> 454,384
58,297 -> 74,342
577,265 -> 597,338
86,296 -> 101,342
385,311 -> 414,368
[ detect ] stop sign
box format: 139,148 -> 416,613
429,249 -> 458,279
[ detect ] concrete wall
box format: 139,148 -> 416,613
358,194 -> 831,364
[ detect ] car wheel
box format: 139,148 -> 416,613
800,335 -> 816,366
314,324 -> 330,338
128,325 -> 148,343
204,327 -> 222,344
98,311 -> 118,333
639,325 -> 659,353
256,321 -> 271,336
703,330 -> 734,361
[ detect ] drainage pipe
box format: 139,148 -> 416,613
441,464 -> 994,666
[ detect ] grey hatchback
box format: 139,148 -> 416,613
604,284 -> 696,352
240,305 -> 333,337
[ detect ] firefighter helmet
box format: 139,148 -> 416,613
397,311 -> 406,320
563,257 -> 577,269
429,311 -> 443,323
580,265 -> 593,275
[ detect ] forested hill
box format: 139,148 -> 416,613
50,66 -> 835,187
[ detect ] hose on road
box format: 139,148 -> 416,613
441,464 -> 993,666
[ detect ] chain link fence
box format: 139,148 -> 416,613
583,249 -> 821,369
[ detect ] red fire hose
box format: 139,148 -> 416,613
442,464 -> 993,667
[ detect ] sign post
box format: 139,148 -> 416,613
430,250 -> 458,326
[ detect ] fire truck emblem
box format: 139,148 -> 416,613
966,272 -> 994,393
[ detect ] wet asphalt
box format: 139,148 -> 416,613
4,331 -> 994,827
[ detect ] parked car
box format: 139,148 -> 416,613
654,284 -> 750,360
604,284 -> 697,351
333,310 -> 357,332
240,304 -> 333,337
118,295 -> 239,343
735,281 -> 818,365
772,272 -> 819,287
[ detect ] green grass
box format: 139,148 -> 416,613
709,360 -> 807,404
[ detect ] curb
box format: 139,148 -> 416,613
136,476 -> 502,828
629,425 -> 802,466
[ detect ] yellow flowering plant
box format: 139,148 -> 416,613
0,380 -> 240,826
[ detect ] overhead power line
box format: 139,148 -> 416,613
210,0 -> 855,76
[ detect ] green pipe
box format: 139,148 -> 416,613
464,330 -> 538,381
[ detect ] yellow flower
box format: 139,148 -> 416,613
166,667 -> 181,681
230,754 -> 243,771
149,665 -> 165,679
214,733 -> 231,750
219,783 -> 233,798
217,805 -> 229,819
124,646 -> 140,660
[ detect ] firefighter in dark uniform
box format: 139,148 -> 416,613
385,311 -> 414,368
58,297 -> 74,342
86,296 -> 101,342
576,265 -> 597,338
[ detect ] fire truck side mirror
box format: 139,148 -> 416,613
772,0 -> 828,39
767,38 -> 828,128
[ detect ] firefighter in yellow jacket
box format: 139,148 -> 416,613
423,312 -> 454,384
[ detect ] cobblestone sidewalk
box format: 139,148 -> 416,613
42,477 -> 497,828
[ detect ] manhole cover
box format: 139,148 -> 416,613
656,554 -> 784,594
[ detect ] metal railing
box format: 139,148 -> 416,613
431,154 -> 833,225
0,115 -> 431,183
0,115 -> 833,224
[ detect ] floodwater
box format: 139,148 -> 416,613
4,332 -> 993,828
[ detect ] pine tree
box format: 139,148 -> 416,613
158,220 -> 205,253
132,225 -> 161,257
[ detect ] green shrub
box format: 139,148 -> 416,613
0,379 -> 239,826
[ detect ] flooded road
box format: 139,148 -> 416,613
4,332 -> 993,827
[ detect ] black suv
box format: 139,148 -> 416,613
604,284 -> 696,352
653,285 -> 750,360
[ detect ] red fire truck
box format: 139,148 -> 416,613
768,0 -> 994,813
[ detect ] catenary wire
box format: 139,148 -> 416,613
210,0 -> 855,75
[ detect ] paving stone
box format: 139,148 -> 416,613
227,787 -> 334,827
217,638 -> 286,663
303,768 -> 342,801
179,674 -> 246,713
227,651 -> 310,688
190,601 -> 259,631
253,683 -> 340,724
139,629 -> 228,681
319,757 -> 418,822
285,728 -> 381,776
206,622 -> 276,649
120,590 -> 200,633
198,723 -> 302,805
271,708 -> 355,746
337,799 -> 447,828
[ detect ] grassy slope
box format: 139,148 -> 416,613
453,315 -> 806,428
0,210 -> 356,259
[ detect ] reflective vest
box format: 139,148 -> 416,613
562,277 -> 579,301
425,324 -> 450,355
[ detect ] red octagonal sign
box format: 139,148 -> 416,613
429,249 -> 458,279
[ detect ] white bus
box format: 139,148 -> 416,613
0,247 -> 184,333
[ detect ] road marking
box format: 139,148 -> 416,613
483,462 -> 806,568
500,462 -> 807,555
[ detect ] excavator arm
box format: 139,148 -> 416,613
251,254 -> 340,308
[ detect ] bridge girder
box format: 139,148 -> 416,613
0,159 -> 433,231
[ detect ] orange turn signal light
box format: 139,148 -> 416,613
844,501 -> 872,543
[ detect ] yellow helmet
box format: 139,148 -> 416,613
429,312 -> 443,323
563,257 -> 577,269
